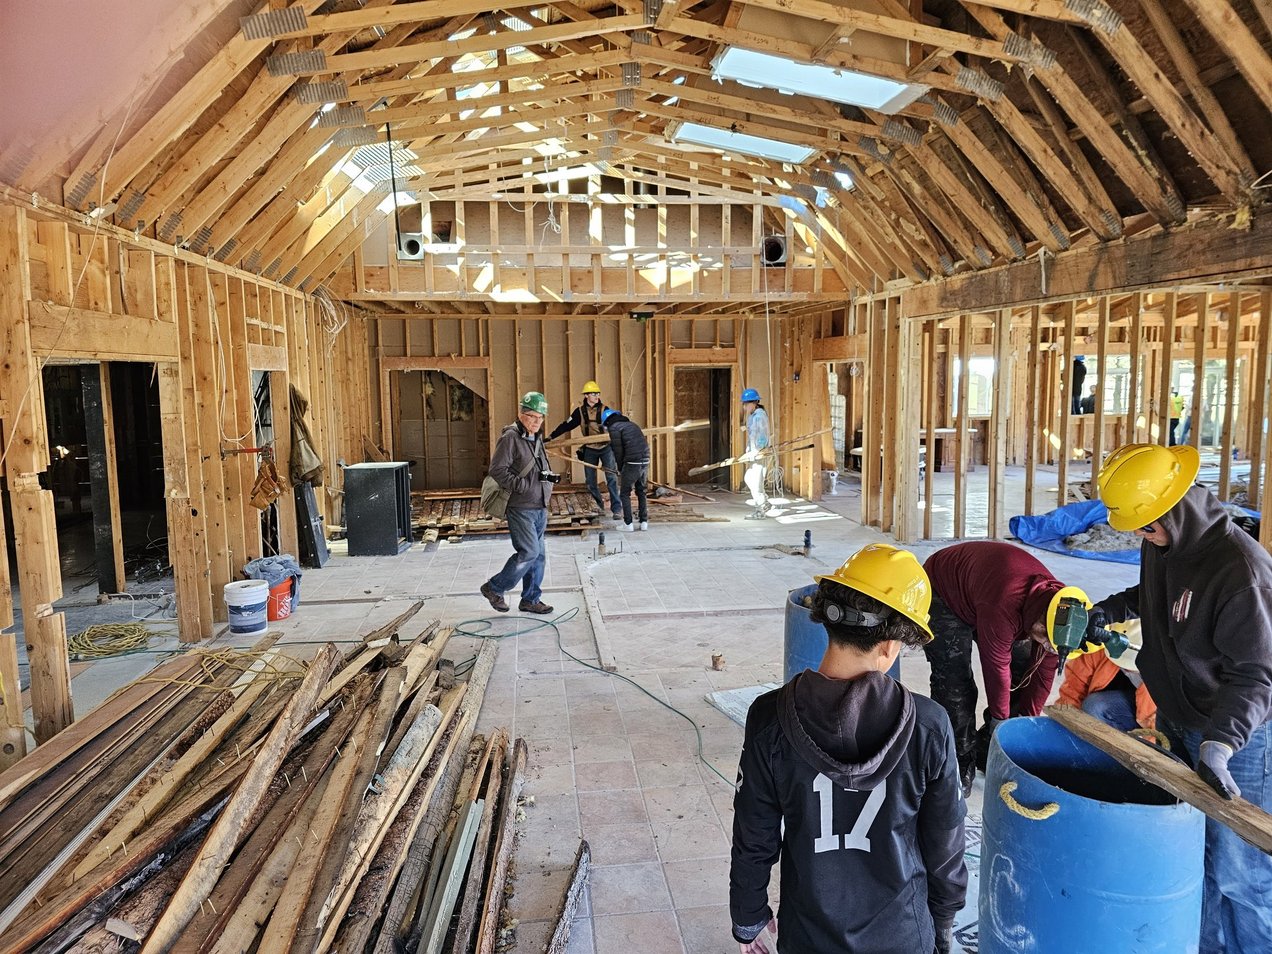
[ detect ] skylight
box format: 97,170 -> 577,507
712,47 -> 928,114
671,122 -> 815,164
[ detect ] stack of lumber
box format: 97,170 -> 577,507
0,603 -> 528,954
411,487 -> 600,543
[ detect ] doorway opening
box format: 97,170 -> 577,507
673,366 -> 732,485
395,369 -> 490,489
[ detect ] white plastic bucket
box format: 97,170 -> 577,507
224,579 -> 270,637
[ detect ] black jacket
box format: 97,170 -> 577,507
603,413 -> 649,468
1098,484 -> 1272,751
730,670 -> 967,953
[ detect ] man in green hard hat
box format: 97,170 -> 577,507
481,391 -> 558,614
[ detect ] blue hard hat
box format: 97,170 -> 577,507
741,388 -> 761,403
601,408 -> 619,425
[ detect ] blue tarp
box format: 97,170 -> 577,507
1010,500 -> 1261,565
1009,501 -> 1141,564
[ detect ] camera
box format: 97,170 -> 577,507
539,470 -> 562,484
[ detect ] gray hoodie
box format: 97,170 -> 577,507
1099,484 -> 1272,752
730,670 -> 967,953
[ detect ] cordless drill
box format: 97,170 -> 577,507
1050,597 -> 1132,673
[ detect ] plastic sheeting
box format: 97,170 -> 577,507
242,554 -> 303,606
1009,501 -> 1141,565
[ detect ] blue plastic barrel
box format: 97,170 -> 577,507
981,717 -> 1204,954
784,584 -> 900,683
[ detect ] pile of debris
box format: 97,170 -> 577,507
412,488 -> 600,543
1063,522 -> 1140,553
0,603 -> 527,954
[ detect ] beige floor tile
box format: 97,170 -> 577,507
578,788 -> 649,828
592,912 -> 685,954
589,862 -> 673,916
663,856 -> 731,909
651,816 -> 731,863
674,904 -> 737,954
575,759 -> 639,792
583,823 -> 659,866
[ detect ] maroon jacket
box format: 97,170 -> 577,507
924,542 -> 1063,720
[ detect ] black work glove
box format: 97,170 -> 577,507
576,448 -> 585,462
1086,605 -> 1110,640
539,470 -> 562,484
1198,740 -> 1240,799
934,923 -> 954,954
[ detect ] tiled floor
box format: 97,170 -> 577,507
35,476 -> 1141,953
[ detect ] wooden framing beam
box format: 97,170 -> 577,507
903,216 -> 1272,318
1177,0 -> 1272,114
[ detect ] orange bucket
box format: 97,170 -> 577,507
267,579 -> 293,621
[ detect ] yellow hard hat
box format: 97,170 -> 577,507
1046,585 -> 1095,659
582,380 -> 601,395
1097,442 -> 1200,531
814,543 -> 933,640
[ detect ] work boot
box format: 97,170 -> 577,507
611,511 -> 623,520
960,762 -> 976,799
480,582 -> 509,613
519,600 -> 554,614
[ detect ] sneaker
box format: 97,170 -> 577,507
480,582 -> 509,613
620,522 -> 635,532
638,521 -> 649,531
519,600 -> 554,614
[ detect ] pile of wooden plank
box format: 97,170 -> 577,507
411,488 -> 601,543
0,603 -> 527,954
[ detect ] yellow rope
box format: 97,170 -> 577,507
68,623 -> 158,661
998,781 -> 1060,821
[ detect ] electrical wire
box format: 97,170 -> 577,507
451,609 -> 737,787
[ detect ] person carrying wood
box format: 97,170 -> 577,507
922,541 -> 1086,796
600,408 -> 649,532
740,387 -> 776,518
546,380 -> 622,521
480,391 -> 557,615
730,544 -> 967,954
1092,442 -> 1272,952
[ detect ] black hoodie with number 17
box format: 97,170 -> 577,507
730,669 -> 968,953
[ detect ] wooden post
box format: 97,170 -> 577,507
1057,302 -> 1075,507
1190,293 -> 1209,450
1092,296 -> 1109,490
881,298 -> 899,532
1159,292 -> 1177,446
1248,292 -> 1271,510
1127,293 -> 1143,443
923,322 -> 937,539
953,314 -> 971,539
157,361 -> 203,642
0,486 -> 22,767
988,309 -> 1011,538
81,364 -> 127,594
0,204 -> 73,744
894,313 -> 921,543
1024,306 -> 1041,516
1216,290 -> 1236,501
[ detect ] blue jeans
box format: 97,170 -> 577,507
1081,688 -> 1138,731
1160,719 -> 1272,953
580,443 -> 621,515
487,507 -> 547,603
